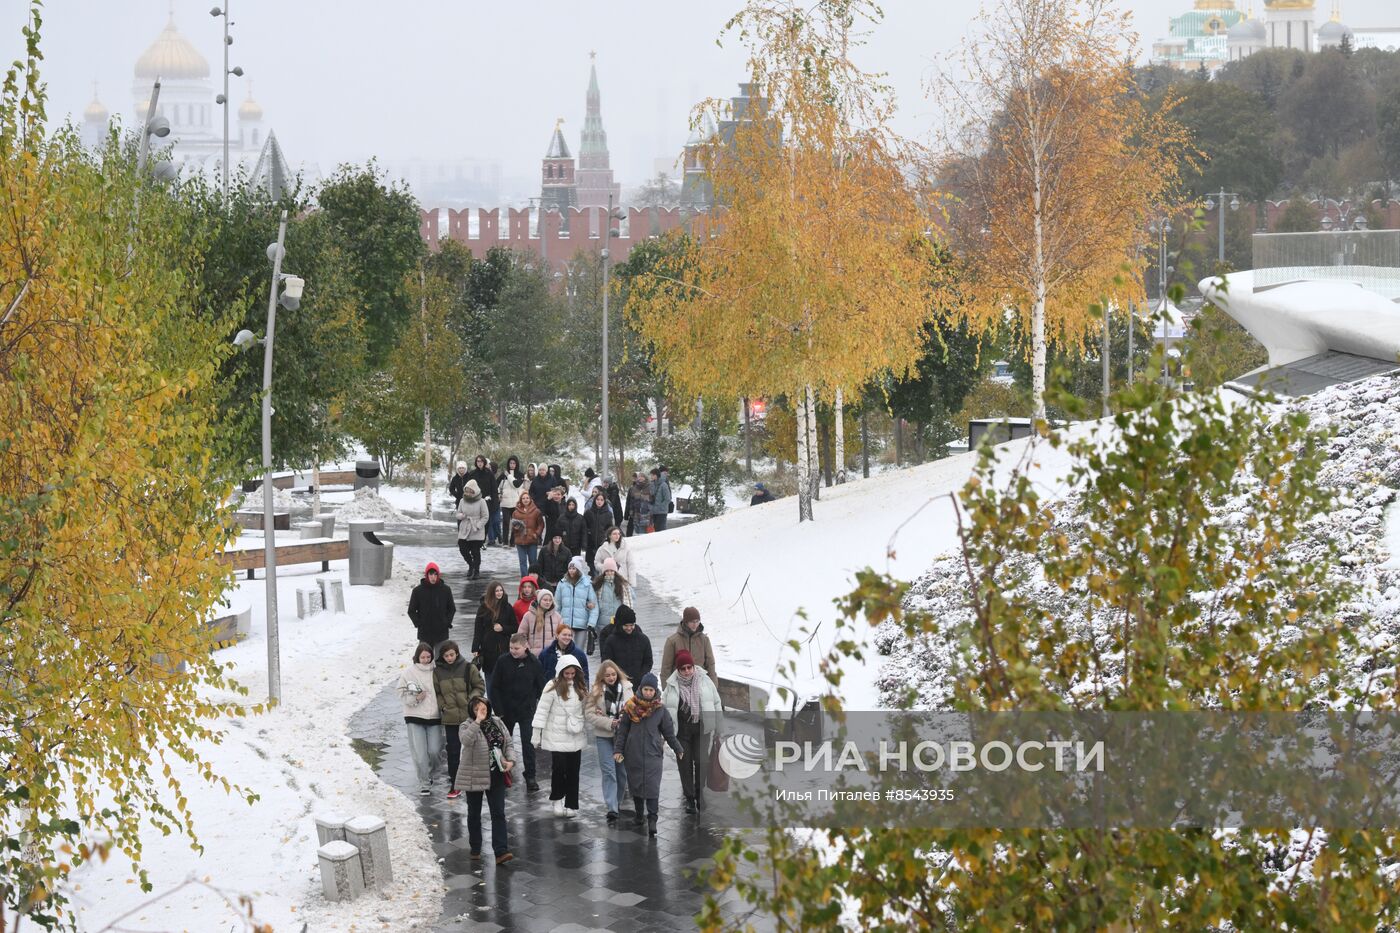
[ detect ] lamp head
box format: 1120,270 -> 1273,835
281,275 -> 304,300
231,66 -> 244,77
1205,198 -> 1216,212
152,161 -> 178,183
216,93 -> 227,104
147,115 -> 170,138
233,329 -> 256,349
210,6 -> 223,15
1229,196 -> 1240,211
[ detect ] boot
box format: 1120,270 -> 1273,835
553,799 -> 566,817
683,796 -> 697,814
647,814 -> 658,837
695,790 -> 706,812
631,802 -> 645,826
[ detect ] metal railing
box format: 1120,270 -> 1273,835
1252,230 -> 1400,299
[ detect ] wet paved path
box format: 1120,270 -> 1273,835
349,530 -> 767,932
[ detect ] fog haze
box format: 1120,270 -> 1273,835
4,0 -> 1394,203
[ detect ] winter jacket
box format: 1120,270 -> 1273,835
512,500 -> 545,546
518,603 -> 563,655
539,639 -> 590,682
489,650 -> 547,723
468,466 -> 498,508
449,470 -> 470,503
498,471 -> 525,509
587,680 -> 634,739
606,482 -> 625,528
561,507 -> 587,553
555,574 -> 599,633
455,715 -> 515,793
660,622 -> 718,687
528,474 -> 557,509
583,501 -> 616,553
532,657 -> 589,752
601,622 -> 653,687
433,655 -> 486,726
407,576 -> 456,645
593,579 -> 632,635
750,489 -> 776,505
626,482 -> 653,527
595,539 -> 634,585
536,542 -> 573,587
651,474 -> 673,515
397,662 -> 441,724
512,575 -> 540,626
454,489 -> 488,542
472,600 -> 517,672
614,697 -> 682,799
661,668 -> 724,735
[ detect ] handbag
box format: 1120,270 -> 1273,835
706,733 -> 730,793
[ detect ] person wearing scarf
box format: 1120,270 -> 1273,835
661,649 -> 723,814
587,661 -> 634,824
456,696 -> 515,865
614,673 -> 683,835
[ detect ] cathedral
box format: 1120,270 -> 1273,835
81,11 -> 296,196
1151,0 -> 1382,73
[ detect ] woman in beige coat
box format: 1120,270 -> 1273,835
455,696 -> 515,864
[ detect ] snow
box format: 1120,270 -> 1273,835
627,432 -> 1085,710
334,485 -> 413,524
239,483 -> 301,512
68,555 -> 443,932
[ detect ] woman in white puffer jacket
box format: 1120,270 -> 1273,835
531,654 -> 588,816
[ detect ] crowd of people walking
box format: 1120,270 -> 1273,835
399,455 -> 718,865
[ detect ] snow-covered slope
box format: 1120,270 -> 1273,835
628,435 -> 1085,710
876,375 -> 1400,709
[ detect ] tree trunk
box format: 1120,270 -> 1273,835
656,395 -> 664,440
914,421 -> 923,464
834,387 -> 845,483
526,396 -> 533,445
423,406 -> 432,518
1102,302 -> 1111,418
818,414 -> 831,488
1032,155 -> 1048,420
861,407 -> 869,479
894,418 -> 903,466
498,398 -> 509,442
743,397 -> 753,478
796,387 -> 814,522
805,386 -> 821,505
312,457 -> 321,518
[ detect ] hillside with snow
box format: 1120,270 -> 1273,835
874,375 -> 1400,710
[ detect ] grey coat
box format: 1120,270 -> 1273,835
454,715 -> 515,793
613,707 -> 682,799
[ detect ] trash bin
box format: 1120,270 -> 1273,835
348,520 -> 393,586
353,460 -> 381,492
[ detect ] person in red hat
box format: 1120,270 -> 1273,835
661,648 -> 723,813
408,561 -> 456,650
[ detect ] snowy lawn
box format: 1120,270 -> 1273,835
627,432 -> 1087,710
68,543 -> 443,932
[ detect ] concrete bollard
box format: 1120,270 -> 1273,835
314,813 -> 347,846
317,840 -> 365,902
313,513 -> 336,538
343,815 -> 393,888
317,577 -> 346,614
296,520 -> 322,541
296,587 -> 323,619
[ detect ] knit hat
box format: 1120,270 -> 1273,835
568,556 -> 588,576
456,461 -> 467,470
638,672 -> 660,693
754,481 -> 766,491
614,605 -> 637,628
464,479 -> 480,496
602,557 -> 618,573
682,607 -> 700,625
674,649 -> 695,670
585,468 -> 597,479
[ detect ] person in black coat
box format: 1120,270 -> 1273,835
750,482 -> 776,506
541,486 -> 565,544
449,462 -> 470,507
472,580 -> 518,683
600,604 -> 653,686
528,464 -> 554,507
408,561 -> 456,647
489,634 -> 548,790
604,477 -> 625,533
535,533 -> 573,592
582,490 -> 615,570
561,497 -> 587,555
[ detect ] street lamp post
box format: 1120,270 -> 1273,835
1321,200 -> 1370,232
209,5 -> 243,205
233,210 -> 305,704
600,195 -> 621,480
1203,190 -> 1240,266
1148,217 -> 1174,384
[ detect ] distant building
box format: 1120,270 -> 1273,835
379,157 -> 503,209
540,119 -> 578,215
1151,0 -> 1246,72
1154,0 -> 1397,71
680,83 -> 769,212
576,55 -> 621,210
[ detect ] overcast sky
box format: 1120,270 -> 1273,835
4,0 -> 1395,199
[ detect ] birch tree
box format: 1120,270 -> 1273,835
935,0 -> 1187,418
626,0 -> 934,521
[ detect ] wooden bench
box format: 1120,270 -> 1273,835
234,510 -> 290,531
249,469 -> 359,491
221,538 -> 350,580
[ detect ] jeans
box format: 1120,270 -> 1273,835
516,543 -> 538,577
502,716 -> 536,781
485,507 -> 501,545
467,771 -> 509,856
405,721 -> 444,789
652,512 -> 668,532
549,749 -> 582,809
594,736 -> 621,812
458,539 -> 482,576
444,724 -> 462,786
677,726 -> 710,801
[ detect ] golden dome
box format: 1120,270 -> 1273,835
83,84 -> 108,121
1195,0 -> 1236,9
1264,0 -> 1316,10
134,15 -> 209,81
239,85 -> 263,121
